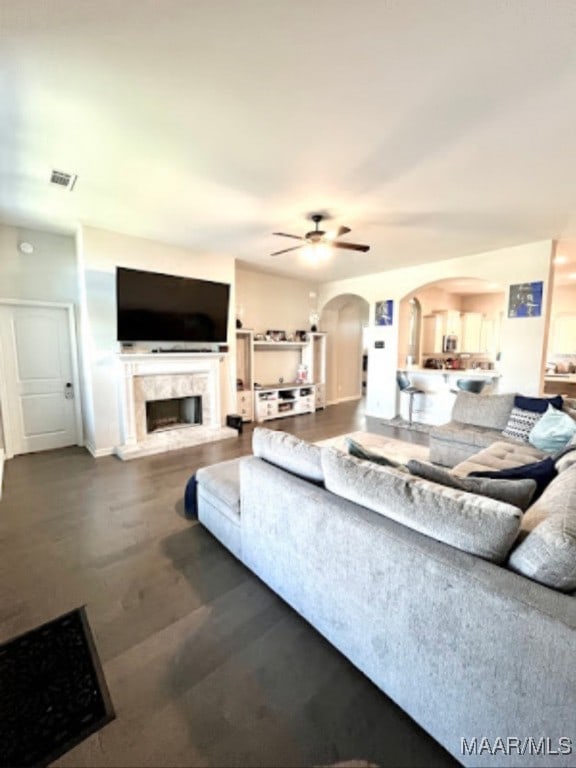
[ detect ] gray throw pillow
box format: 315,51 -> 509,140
346,437 -> 408,471
508,514 -> 576,592
452,391 -> 515,430
407,460 -> 536,511
252,427 -> 323,483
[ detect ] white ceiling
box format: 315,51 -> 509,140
2,0 -> 576,281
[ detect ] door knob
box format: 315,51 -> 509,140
65,382 -> 74,400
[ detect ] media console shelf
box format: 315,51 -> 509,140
255,384 -> 316,422
236,331 -> 327,422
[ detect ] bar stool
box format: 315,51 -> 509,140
451,378 -> 487,395
396,371 -> 425,426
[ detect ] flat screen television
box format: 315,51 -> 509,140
116,267 -> 230,342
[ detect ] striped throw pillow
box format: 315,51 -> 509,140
502,407 -> 542,443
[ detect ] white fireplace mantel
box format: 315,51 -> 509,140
115,353 -> 235,460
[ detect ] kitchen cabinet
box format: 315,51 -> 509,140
422,311 -> 461,354
440,310 -> 461,337
479,317 -> 496,355
460,312 -> 482,353
550,313 -> 576,355
422,314 -> 443,354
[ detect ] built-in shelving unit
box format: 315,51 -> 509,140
235,331 -> 327,422
236,329 -> 254,422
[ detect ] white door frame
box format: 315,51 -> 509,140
0,299 -> 83,459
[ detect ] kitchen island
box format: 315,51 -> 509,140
397,367 -> 502,425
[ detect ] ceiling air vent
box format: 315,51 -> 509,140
50,170 -> 78,190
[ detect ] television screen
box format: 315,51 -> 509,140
116,267 -> 230,342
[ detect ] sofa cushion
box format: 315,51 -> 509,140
528,404 -> 576,453
469,457 -> 557,502
321,447 -> 521,563
406,459 -> 536,511
508,466 -> 576,591
502,406 -> 542,443
452,441 -> 546,477
431,422 -> 505,450
196,457 -> 242,519
515,394 -> 564,413
252,427 -> 324,483
452,391 -> 515,430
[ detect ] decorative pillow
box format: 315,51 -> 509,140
184,474 -> 198,518
452,391 -> 515,430
502,407 -> 542,443
321,448 -> 521,563
514,394 -> 564,413
508,513 -> 576,592
346,437 -> 408,471
407,460 -> 536,511
469,457 -> 557,502
553,434 -> 576,474
528,404 -> 576,453
252,427 -> 324,483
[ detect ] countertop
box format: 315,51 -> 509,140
544,373 -> 576,383
399,367 -> 501,378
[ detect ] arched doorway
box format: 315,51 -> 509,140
319,294 -> 370,405
398,277 -> 505,370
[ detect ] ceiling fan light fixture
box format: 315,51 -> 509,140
303,243 -> 331,264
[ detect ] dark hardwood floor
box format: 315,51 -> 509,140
0,401 -> 456,767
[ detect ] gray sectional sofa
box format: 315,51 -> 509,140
196,415 -> 576,767
430,391 -> 576,468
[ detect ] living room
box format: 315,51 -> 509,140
1,2 -> 576,767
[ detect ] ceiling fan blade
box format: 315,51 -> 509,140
333,225 -> 352,238
272,232 -> 305,240
270,245 -> 305,257
332,241 -> 370,252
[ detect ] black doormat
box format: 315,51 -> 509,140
0,606 -> 115,767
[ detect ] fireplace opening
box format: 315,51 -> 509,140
146,396 -> 202,433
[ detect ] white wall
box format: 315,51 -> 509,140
0,224 -> 78,304
236,265 -> 318,387
0,223 -> 78,451
78,225 -> 236,455
235,266 -> 317,332
319,240 -> 554,418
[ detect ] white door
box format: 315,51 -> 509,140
0,305 -> 78,455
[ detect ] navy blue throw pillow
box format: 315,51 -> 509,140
468,457 -> 557,502
514,394 -> 563,414
184,474 -> 198,519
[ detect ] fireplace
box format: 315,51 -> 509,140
115,353 -> 236,460
146,396 -> 202,433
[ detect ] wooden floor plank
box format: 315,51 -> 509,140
1,401 -> 457,767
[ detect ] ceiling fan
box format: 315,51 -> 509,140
270,213 -> 370,257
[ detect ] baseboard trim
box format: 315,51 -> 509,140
0,448 -> 4,499
85,442 -> 115,458
327,396 -> 362,406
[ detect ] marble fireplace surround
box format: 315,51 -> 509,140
115,353 -> 236,460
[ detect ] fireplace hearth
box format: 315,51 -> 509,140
146,396 -> 202,433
